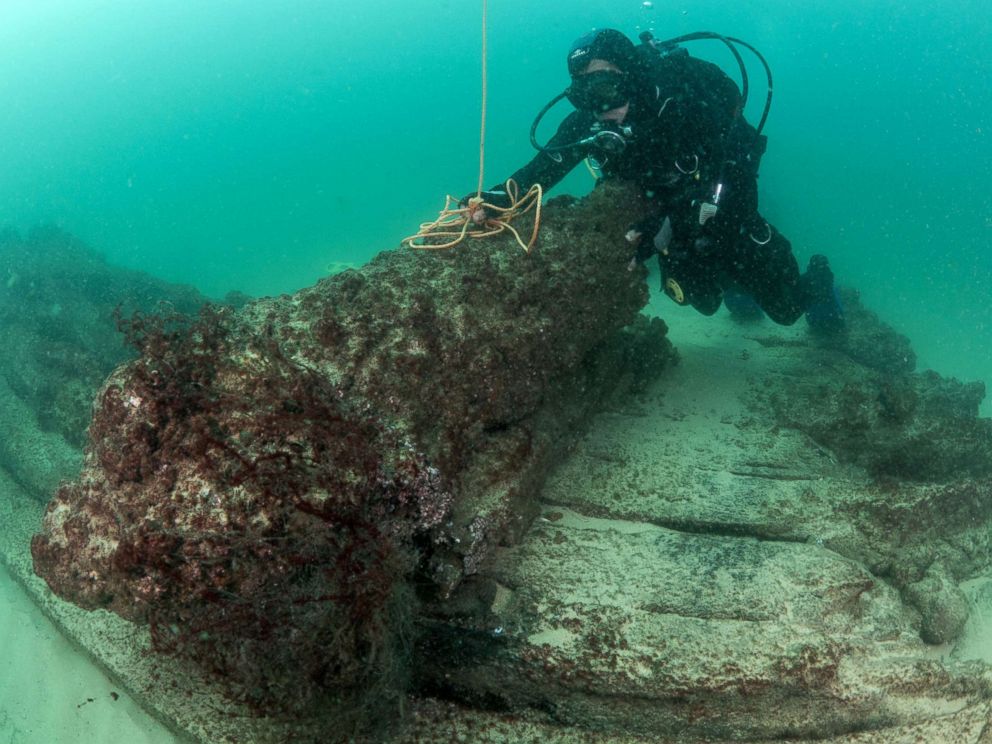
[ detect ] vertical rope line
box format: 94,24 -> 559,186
476,0 -> 488,198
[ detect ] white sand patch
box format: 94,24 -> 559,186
0,563 -> 176,744
953,576 -> 992,665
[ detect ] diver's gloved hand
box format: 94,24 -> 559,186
625,215 -> 673,270
459,189 -> 512,224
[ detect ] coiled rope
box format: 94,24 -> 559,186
403,0 -> 542,253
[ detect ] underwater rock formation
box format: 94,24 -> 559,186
819,288 -> 916,375
0,226 -> 207,499
31,183 -> 674,719
768,291 -> 992,481
32,306 -> 449,718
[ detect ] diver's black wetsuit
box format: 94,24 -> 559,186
498,50 -> 816,324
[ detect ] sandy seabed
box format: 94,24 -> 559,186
0,564 -> 176,743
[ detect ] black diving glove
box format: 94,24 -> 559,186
624,215 -> 673,270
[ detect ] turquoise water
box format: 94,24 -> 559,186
0,0 -> 988,397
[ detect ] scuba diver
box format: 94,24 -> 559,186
466,28 -> 844,332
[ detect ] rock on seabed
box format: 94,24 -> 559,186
30,183 -> 673,730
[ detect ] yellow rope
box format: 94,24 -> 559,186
403,180 -> 543,253
404,0 -> 543,253
476,0 -> 487,198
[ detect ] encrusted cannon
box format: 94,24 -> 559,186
31,183 -> 674,722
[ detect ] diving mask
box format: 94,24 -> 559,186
566,70 -> 631,113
